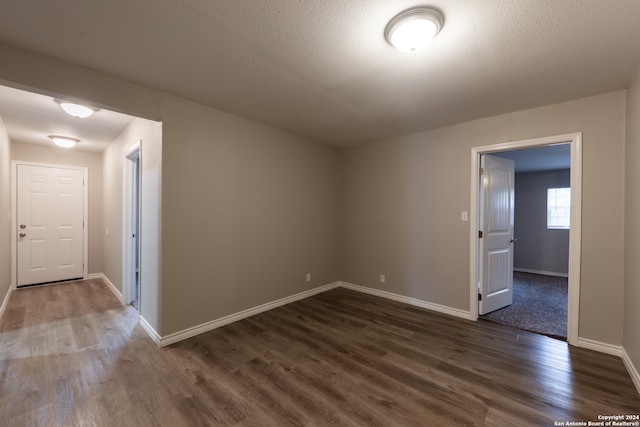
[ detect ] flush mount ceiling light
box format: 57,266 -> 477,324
54,99 -> 97,118
49,135 -> 80,148
385,7 -> 444,53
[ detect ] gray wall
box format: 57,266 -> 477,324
513,169 -> 570,275
341,91 -> 625,345
624,67 -> 640,377
101,129 -> 124,290
10,140 -> 103,275
160,97 -> 341,334
0,42 -> 630,350
0,42 -> 342,337
0,116 -> 10,307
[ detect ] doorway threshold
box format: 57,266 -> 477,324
479,271 -> 568,341
17,277 -> 84,289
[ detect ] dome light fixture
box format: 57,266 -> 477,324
385,7 -> 444,53
49,135 -> 80,148
54,99 -> 97,118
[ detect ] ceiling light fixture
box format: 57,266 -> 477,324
49,135 -> 80,148
54,99 -> 97,118
385,7 -> 444,53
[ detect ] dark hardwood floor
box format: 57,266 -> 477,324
1,279 -> 638,426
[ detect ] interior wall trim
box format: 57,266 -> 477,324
577,337 -> 640,392
622,348 -> 640,395
578,339 -> 640,395
469,132 -> 583,346
145,280 -> 471,347
0,283 -> 14,320
90,273 -> 124,304
577,337 -> 622,357
90,274 -> 629,366
156,282 -> 341,347
139,315 -> 161,345
339,281 -> 472,320
513,268 -> 569,278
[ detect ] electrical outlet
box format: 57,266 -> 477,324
380,274 -> 386,283
306,273 -> 311,282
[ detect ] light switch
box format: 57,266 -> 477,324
461,211 -> 469,221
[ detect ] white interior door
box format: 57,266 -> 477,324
479,154 -> 515,315
17,164 -> 84,286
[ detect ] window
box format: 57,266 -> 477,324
547,187 -> 570,229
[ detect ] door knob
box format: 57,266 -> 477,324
510,238 -> 518,244
19,224 -> 26,229
19,233 -> 26,238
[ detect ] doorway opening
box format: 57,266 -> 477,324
479,147 -> 570,340
469,133 -> 582,346
123,143 -> 141,310
1,82 -> 162,342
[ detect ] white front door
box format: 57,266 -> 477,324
17,164 -> 84,286
479,154 -> 515,315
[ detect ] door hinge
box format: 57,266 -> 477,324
479,167 -> 484,176
478,293 -> 482,301
478,230 -> 483,238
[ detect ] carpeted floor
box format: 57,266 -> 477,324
480,271 -> 568,340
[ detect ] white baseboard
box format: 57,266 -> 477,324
87,273 -> 159,345
339,281 -> 472,320
80,273 -> 640,390
577,337 -> 623,357
157,282 -> 341,347
139,315 -> 161,345
0,283 -> 14,320
152,280 -> 472,347
513,268 -> 568,278
622,348 -> 640,395
156,281 -> 472,346
88,273 -> 124,304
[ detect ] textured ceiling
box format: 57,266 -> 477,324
0,85 -> 135,152
0,0 -> 640,146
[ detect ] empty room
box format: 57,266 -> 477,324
1,1 -> 640,425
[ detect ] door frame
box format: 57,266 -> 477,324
469,132 -> 582,345
123,141 -> 141,307
11,161 -> 89,288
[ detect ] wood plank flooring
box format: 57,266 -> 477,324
1,279 -> 639,426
